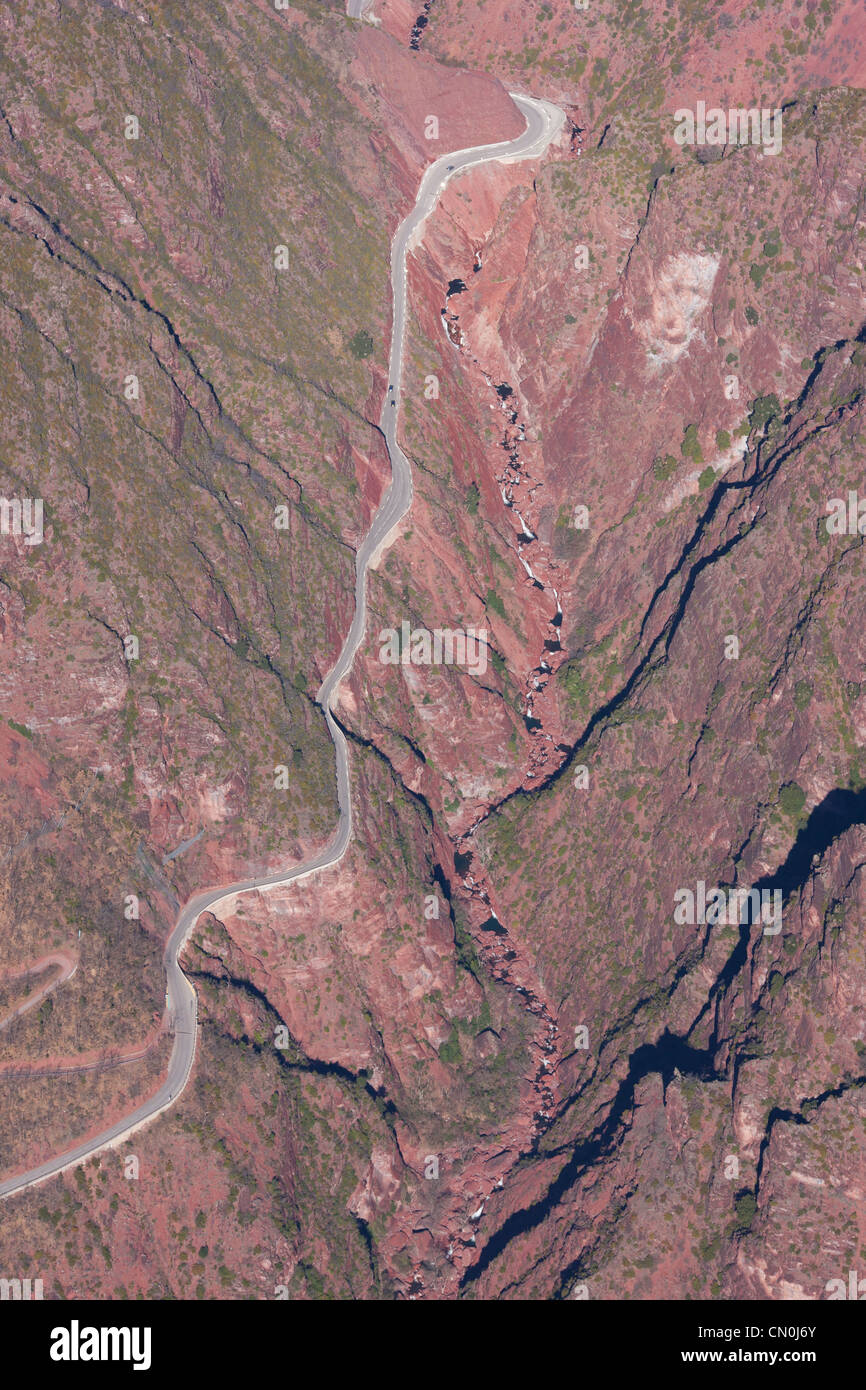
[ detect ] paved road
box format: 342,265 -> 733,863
0,91 -> 563,1202
347,0 -> 371,17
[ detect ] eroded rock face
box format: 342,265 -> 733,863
1,0 -> 866,1302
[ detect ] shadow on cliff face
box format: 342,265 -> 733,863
461,784 -> 866,1293
711,784 -> 866,1010
460,1029 -> 716,1292
755,785 -> 866,899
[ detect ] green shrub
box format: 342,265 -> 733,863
680,424 -> 703,464
653,454 -> 677,481
779,781 -> 806,816
561,663 -> 589,711
438,1026 -> 462,1064
748,393 -> 782,433
347,330 -> 374,359
485,588 -> 506,619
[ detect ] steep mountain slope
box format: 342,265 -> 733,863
1,0 -> 865,1301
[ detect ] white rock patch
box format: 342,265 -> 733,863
636,252 -> 719,369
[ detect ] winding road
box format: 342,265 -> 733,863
0,952 -> 77,1037
0,91 -> 563,1202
